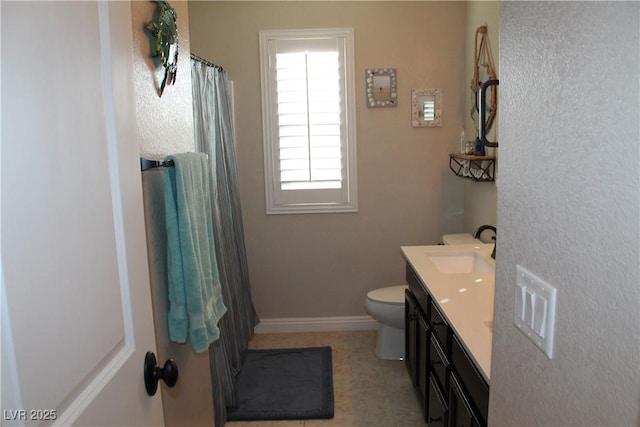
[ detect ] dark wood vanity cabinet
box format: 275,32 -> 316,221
405,263 -> 489,427
417,315 -> 430,404
404,290 -> 419,387
405,288 -> 431,408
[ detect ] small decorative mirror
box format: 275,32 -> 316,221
366,68 -> 397,108
146,0 -> 179,97
411,88 -> 442,127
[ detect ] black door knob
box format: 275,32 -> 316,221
144,351 -> 178,396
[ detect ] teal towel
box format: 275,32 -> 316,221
163,153 -> 227,353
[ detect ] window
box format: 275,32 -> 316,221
259,28 -> 357,214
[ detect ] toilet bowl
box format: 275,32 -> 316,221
365,285 -> 407,360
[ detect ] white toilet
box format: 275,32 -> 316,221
365,285 -> 407,360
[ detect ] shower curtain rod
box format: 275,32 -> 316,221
190,53 -> 223,71
140,158 -> 174,171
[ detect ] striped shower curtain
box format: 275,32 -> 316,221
191,56 -> 259,427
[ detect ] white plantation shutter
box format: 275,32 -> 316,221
260,29 -> 357,214
277,51 -> 342,190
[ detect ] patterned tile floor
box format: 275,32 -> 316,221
227,330 -> 425,427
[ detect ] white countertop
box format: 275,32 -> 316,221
401,243 -> 495,383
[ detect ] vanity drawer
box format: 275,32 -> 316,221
427,373 -> 448,427
406,264 -> 430,315
429,300 -> 450,351
429,334 -> 450,397
451,335 -> 489,425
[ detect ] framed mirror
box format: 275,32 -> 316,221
411,88 -> 442,127
366,68 -> 397,108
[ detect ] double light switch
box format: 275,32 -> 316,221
513,265 -> 557,359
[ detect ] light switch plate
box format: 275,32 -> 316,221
513,265 -> 557,359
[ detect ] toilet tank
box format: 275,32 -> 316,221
441,233 -> 481,245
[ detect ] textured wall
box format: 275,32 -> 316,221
188,1 -> 467,318
131,2 -> 214,426
490,2 -> 640,425
132,0 -> 195,157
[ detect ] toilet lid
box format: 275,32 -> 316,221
366,285 -> 407,304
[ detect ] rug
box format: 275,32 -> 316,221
227,346 -> 334,421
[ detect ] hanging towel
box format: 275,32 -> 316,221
163,152 -> 227,353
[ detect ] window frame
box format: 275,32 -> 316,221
259,28 -> 358,215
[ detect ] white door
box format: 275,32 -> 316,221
1,2 -> 165,426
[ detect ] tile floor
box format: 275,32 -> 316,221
227,330 -> 426,427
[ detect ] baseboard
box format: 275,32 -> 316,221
254,315 -> 379,334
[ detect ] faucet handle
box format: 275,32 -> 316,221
474,224 -> 496,240
491,235 -> 496,259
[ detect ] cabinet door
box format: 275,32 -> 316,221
417,313 -> 430,408
451,335 -> 489,425
405,290 -> 419,386
448,373 -> 481,427
428,374 -> 448,427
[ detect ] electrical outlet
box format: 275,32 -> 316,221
513,265 -> 557,359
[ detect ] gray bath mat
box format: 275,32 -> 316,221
227,346 -> 334,421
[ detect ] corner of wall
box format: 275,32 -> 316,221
462,2 -> 499,232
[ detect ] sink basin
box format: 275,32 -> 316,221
428,252 -> 494,274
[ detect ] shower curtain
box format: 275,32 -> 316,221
191,56 -> 259,427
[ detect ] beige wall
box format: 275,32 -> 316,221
463,1 -> 499,233
130,2 -> 214,426
188,1 -> 467,318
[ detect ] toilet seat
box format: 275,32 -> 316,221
366,285 -> 406,305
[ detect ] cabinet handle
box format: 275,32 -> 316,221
431,360 -> 444,366
429,416 -> 443,422
432,321 -> 445,326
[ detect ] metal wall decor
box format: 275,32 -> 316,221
146,0 -> 179,97
470,25 -> 498,143
366,68 -> 397,108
